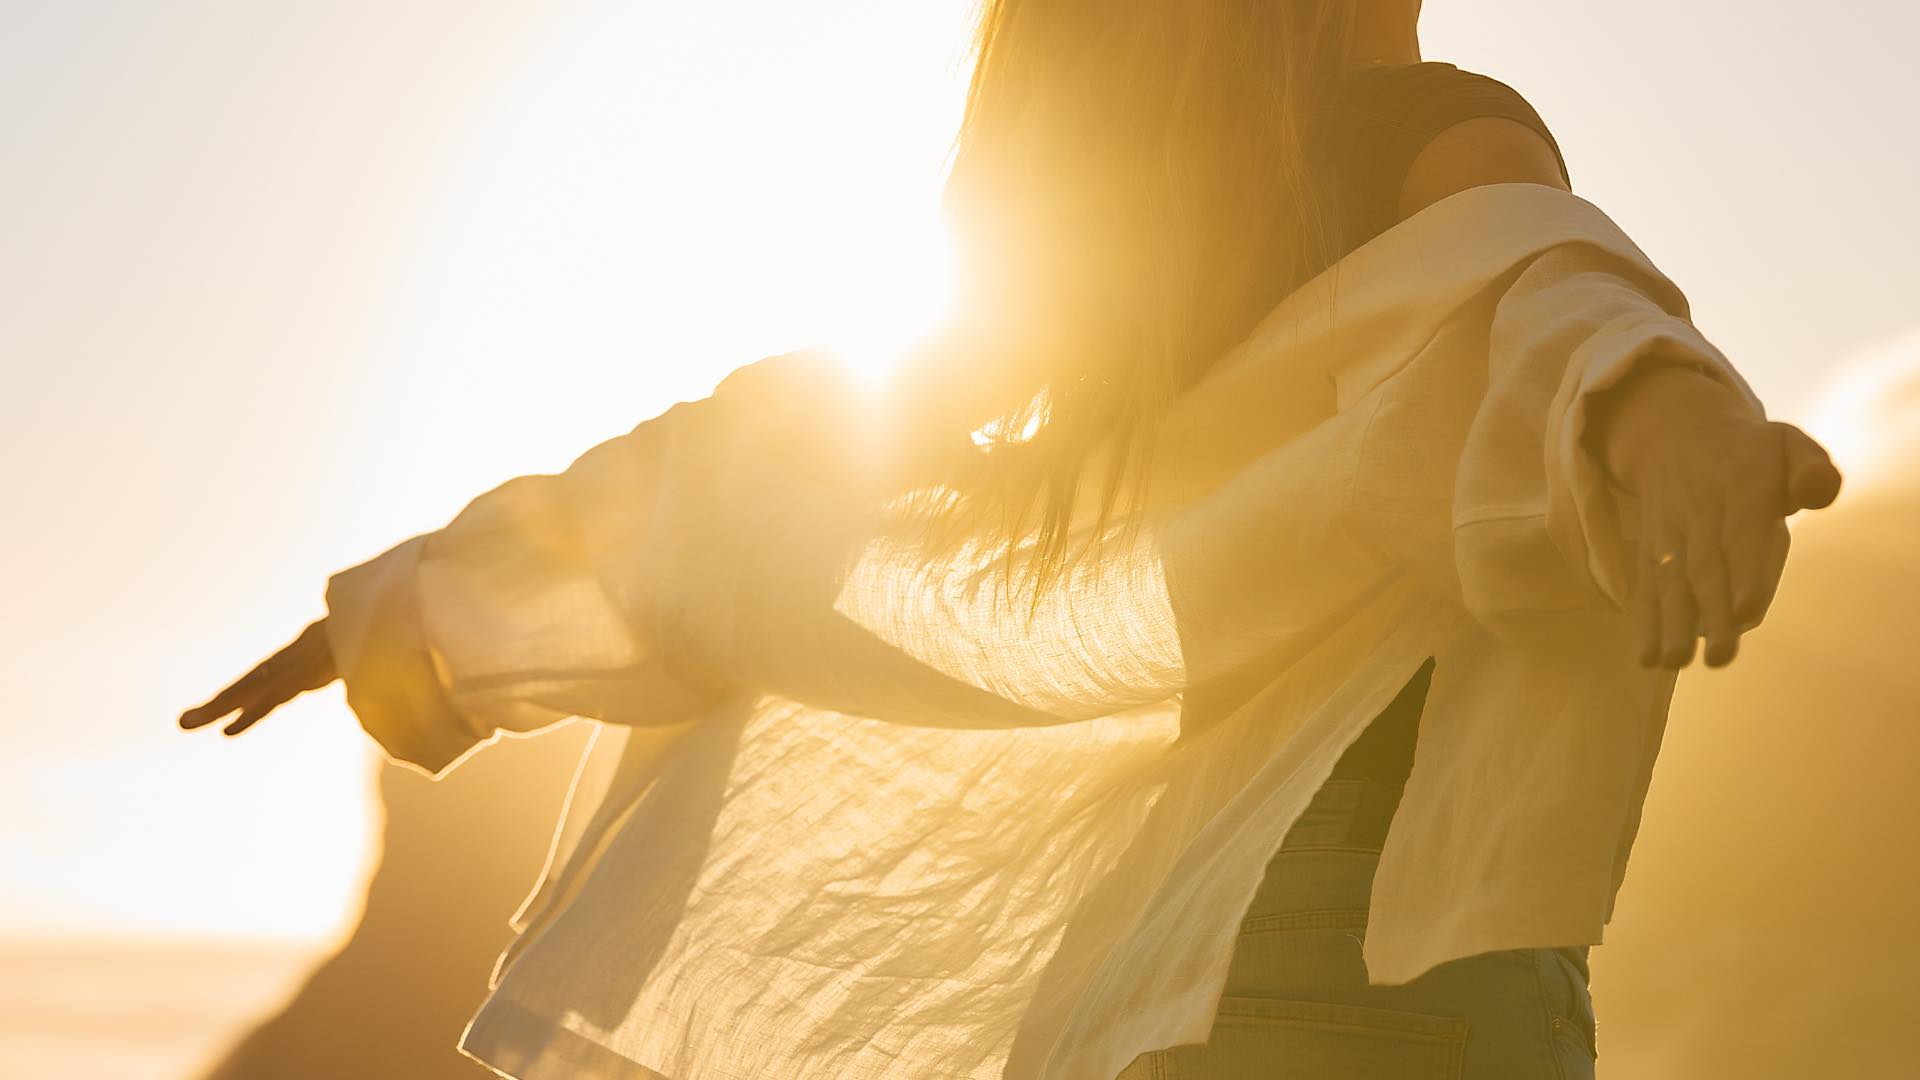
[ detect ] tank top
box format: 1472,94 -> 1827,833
1304,61 -> 1571,785
1312,61 -> 1571,260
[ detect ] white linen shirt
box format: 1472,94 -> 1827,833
322,183 -> 1767,1080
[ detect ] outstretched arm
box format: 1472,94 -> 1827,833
1399,114 -> 1841,667
178,361 -> 758,773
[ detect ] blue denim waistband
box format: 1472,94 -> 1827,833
1279,776 -> 1406,854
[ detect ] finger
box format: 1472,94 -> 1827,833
1634,541 -> 1663,667
179,668 -> 270,730
179,702 -> 228,730
1656,542 -> 1698,668
220,678 -> 302,736
1726,513 -> 1790,631
1775,422 -> 1843,513
1686,510 -> 1738,668
223,705 -> 274,737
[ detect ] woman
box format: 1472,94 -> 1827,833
183,1 -> 1841,1077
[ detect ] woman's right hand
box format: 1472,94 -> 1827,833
180,618 -> 340,736
1584,363 -> 1843,670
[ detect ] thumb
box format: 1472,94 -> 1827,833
1775,422 -> 1843,513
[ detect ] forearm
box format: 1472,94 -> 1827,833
1447,239 -> 1772,637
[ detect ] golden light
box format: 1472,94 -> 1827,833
293,0 -> 973,943
365,1 -> 974,491
0,1 -> 976,955
9,3 -> 1917,1077
1803,326 -> 1920,501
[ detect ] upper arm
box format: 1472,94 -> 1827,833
1396,115 -> 1573,223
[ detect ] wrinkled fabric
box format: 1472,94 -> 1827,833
322,183 -> 1766,1080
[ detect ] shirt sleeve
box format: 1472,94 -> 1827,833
1451,242 -> 1768,642
322,376 -> 744,776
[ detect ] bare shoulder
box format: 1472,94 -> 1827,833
1396,115 -> 1572,222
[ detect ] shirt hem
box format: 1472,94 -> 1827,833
461,999 -> 672,1080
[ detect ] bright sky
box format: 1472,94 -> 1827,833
2,0 -> 1915,944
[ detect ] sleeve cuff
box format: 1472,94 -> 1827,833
324,535 -> 486,776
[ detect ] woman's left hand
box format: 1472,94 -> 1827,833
180,618 -> 339,735
1586,363 -> 1843,670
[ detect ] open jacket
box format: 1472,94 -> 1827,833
323,183 -> 1767,1080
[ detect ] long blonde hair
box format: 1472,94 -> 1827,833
896,0 -> 1359,606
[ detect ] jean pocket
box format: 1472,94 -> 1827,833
1544,948 -> 1598,1070
1145,996 -> 1468,1080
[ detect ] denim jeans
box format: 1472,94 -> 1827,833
1118,777 -> 1599,1079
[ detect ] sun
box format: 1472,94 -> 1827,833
369,1 -> 975,481
88,1 -> 978,947
1803,326 -> 1920,502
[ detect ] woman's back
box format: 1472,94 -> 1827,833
1114,64 -> 1601,1080
1248,61 -> 1573,789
